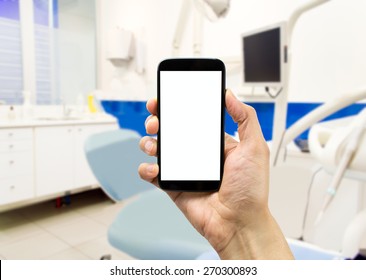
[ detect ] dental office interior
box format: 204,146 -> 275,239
0,0 -> 366,260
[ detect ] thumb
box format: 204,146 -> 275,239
225,89 -> 265,143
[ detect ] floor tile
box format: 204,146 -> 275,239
79,202 -> 125,226
44,216 -> 108,247
45,247 -> 90,260
0,221 -> 43,247
0,189 -> 135,259
0,232 -> 69,259
31,208 -> 86,229
75,199 -> 116,217
76,236 -> 135,260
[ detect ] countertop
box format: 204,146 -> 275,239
0,114 -> 118,128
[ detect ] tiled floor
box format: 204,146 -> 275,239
0,189 -> 135,260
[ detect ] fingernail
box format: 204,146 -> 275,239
145,140 -> 153,152
147,164 -> 155,173
144,116 -> 151,127
226,89 -> 234,98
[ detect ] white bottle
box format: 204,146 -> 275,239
22,91 -> 33,119
8,106 -> 16,121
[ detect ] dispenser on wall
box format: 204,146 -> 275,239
106,27 -> 134,63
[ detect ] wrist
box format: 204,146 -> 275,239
216,208 -> 294,260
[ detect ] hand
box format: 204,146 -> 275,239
139,89 -> 293,259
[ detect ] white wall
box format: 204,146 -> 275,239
97,0 -> 182,100
97,0 -> 366,103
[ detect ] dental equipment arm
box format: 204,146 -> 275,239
273,88 -> 366,165
287,0 -> 330,38
271,0 -> 331,165
172,0 -> 230,56
173,0 -> 191,56
314,108 -> 366,225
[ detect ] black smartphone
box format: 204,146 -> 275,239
157,58 -> 225,192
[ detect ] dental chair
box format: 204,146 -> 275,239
273,88 -> 366,259
84,112 -> 365,260
84,129 -> 211,259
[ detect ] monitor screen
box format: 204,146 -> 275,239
243,27 -> 281,83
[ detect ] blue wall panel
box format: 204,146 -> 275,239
102,101 -> 150,136
102,101 -> 366,141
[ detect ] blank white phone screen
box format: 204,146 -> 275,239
160,71 -> 222,181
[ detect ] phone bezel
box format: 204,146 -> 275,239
157,58 -> 225,192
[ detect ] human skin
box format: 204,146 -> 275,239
138,89 -> 294,260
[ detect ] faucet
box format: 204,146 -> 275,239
61,100 -> 73,118
63,103 -> 72,117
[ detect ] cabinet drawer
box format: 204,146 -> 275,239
0,140 -> 33,153
0,128 -> 32,141
0,152 -> 33,178
0,175 -> 35,205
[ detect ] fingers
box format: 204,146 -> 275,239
145,115 -> 159,135
225,89 -> 265,144
138,163 -> 159,187
146,98 -> 157,115
139,136 -> 157,156
145,98 -> 159,135
140,99 -> 159,188
225,89 -> 256,127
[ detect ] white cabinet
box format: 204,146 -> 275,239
0,128 -> 34,204
0,120 -> 117,210
35,126 -> 75,196
35,124 -> 117,197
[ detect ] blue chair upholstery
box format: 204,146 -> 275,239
84,129 -> 154,201
109,189 -> 211,260
196,239 -> 344,260
85,129 -> 212,259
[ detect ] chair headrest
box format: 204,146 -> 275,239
85,129 -> 155,201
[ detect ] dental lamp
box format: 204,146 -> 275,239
172,0 -> 230,56
194,0 -> 230,22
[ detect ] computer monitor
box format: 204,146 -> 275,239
242,22 -> 287,87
